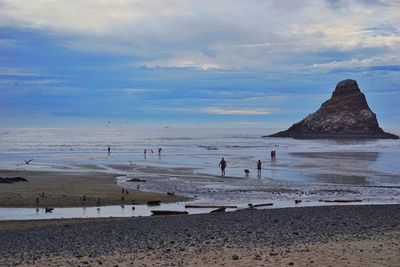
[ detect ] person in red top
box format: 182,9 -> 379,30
219,157 -> 227,176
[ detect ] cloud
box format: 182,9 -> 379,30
138,107 -> 276,116
308,55 -> 400,70
119,88 -> 170,94
0,67 -> 41,77
201,107 -> 273,116
0,1 -> 399,69
0,38 -> 17,48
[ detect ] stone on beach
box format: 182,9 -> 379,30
0,205 -> 398,267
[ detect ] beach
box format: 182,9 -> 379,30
2,1 -> 400,266
0,169 -> 187,208
0,204 -> 398,266
0,127 -> 399,266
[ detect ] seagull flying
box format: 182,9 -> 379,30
24,159 -> 33,164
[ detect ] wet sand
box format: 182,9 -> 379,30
0,169 -> 188,207
0,204 -> 398,266
116,161 -> 400,208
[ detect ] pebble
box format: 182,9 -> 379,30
0,205 -> 398,266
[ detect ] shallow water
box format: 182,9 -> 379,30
0,199 -> 383,221
0,127 -> 399,220
1,127 -> 399,183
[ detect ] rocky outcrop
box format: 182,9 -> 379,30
268,79 -> 398,139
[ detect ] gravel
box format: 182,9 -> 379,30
0,204 -> 399,266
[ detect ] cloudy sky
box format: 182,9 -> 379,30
0,0 -> 399,132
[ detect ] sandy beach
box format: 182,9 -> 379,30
0,128 -> 399,266
0,169 -> 188,207
0,204 -> 398,266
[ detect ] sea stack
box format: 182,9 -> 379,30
269,79 -> 398,139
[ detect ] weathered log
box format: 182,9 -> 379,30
248,203 -> 273,208
323,199 -> 362,203
210,207 -> 226,213
127,178 -> 146,182
147,200 -> 161,206
151,210 -> 188,215
185,204 -> 237,209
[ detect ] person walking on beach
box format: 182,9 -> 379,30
270,150 -> 274,161
108,146 -> 111,155
158,147 -> 162,155
273,150 -> 277,160
219,157 -> 227,177
257,160 -> 262,177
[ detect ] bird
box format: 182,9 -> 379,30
244,169 -> 250,175
45,207 -> 54,213
128,160 -> 135,166
24,159 -> 33,165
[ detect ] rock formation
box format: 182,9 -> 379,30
268,79 -> 398,139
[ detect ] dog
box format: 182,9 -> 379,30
244,169 -> 250,175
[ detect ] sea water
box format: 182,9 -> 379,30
0,127 -> 399,220
1,127 -> 399,182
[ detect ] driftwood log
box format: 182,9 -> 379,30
185,204 -> 237,209
151,210 -> 188,215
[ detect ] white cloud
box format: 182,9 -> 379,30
119,88 -> 169,94
201,107 -> 273,116
143,107 -> 276,116
309,55 -> 400,69
0,38 -> 17,48
0,0 -> 399,69
0,67 -> 42,77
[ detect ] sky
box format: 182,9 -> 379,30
0,0 -> 399,132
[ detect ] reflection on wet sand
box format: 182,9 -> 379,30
291,151 -> 379,161
289,151 -> 380,185
312,174 -> 369,185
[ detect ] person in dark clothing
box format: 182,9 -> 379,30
108,146 -> 111,155
257,160 -> 262,177
270,150 -> 274,161
219,157 -> 227,176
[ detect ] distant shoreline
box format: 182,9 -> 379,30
263,134 -> 399,139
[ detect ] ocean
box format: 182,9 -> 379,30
0,127 -> 399,183
1,127 -> 400,220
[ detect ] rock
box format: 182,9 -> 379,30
147,200 -> 161,206
0,177 -> 28,184
253,254 -> 262,260
268,79 -> 398,139
232,254 -> 239,260
127,178 -> 146,182
289,262 -> 294,265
